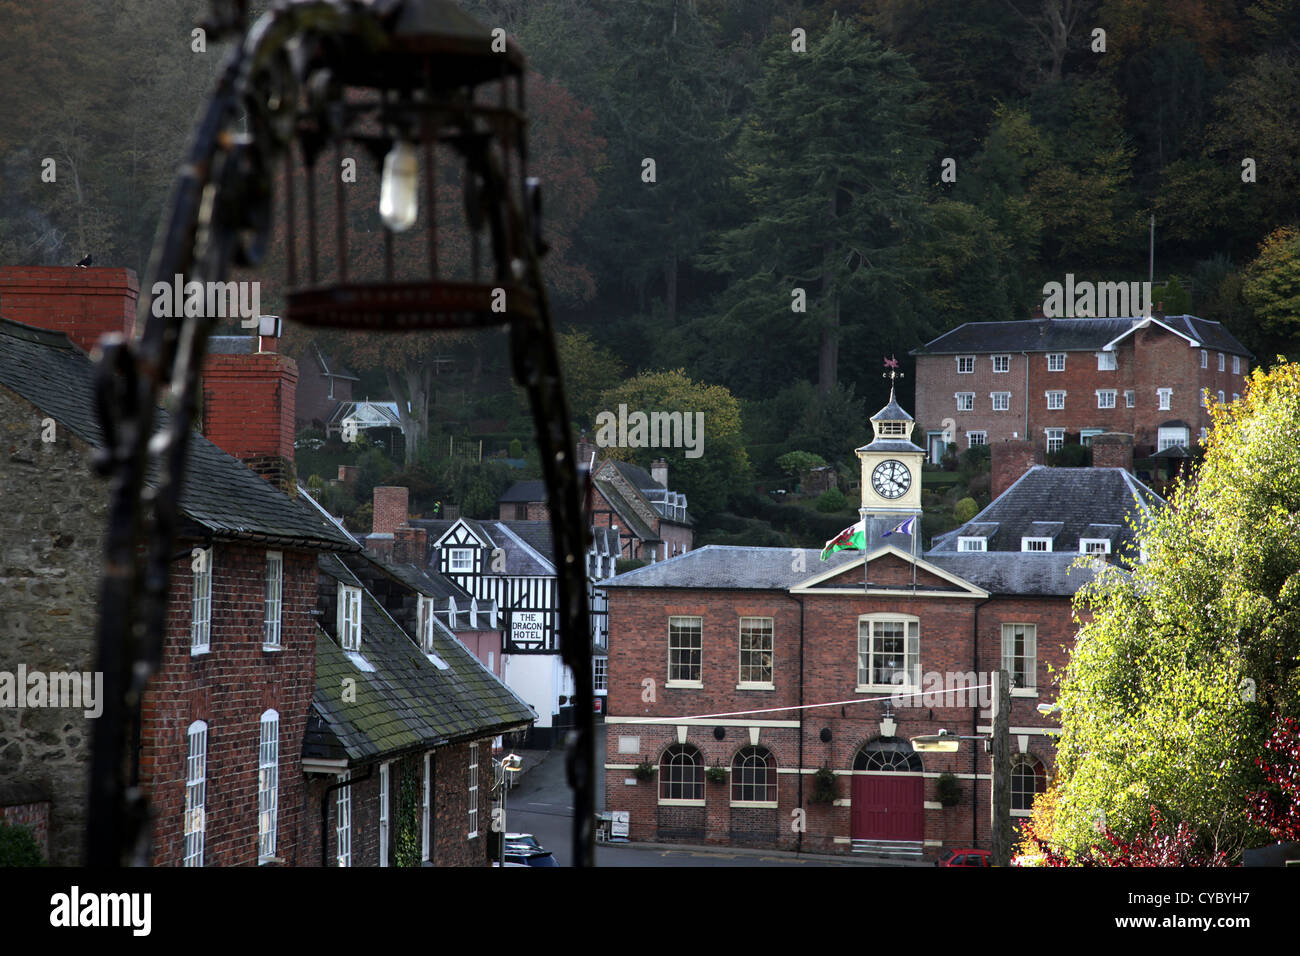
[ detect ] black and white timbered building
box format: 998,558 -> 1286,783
410,517 -> 619,746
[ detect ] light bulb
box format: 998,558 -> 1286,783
379,141 -> 418,232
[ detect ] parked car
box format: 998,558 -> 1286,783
504,833 -> 543,852
504,848 -> 559,867
935,848 -> 991,867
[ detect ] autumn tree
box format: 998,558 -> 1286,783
1050,361 -> 1300,859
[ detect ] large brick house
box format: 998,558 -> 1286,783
601,396 -> 1162,858
911,314 -> 1253,462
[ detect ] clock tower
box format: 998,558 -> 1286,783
856,378 -> 925,558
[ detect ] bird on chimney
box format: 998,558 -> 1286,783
76,253 -> 92,267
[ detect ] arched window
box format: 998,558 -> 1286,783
258,710 -> 279,861
853,740 -> 923,773
731,746 -> 776,805
184,720 -> 207,866
659,744 -> 703,802
1011,754 -> 1047,811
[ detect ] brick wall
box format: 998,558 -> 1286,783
0,386 -> 109,865
372,486 -> 409,536
140,544 -> 318,867
0,797 -> 51,861
201,352 -> 298,491
0,266 -> 138,354
991,440 -> 1043,499
604,582 -> 1075,856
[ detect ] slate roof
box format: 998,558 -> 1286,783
871,391 -> 914,422
413,517 -> 555,575
929,465 -> 1163,560
594,478 -> 659,543
605,545 -> 860,590
608,459 -> 663,491
911,315 -> 1252,358
925,553 -> 1105,597
0,318 -> 357,551
306,553 -> 534,764
499,479 -> 546,503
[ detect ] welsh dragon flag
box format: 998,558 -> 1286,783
820,519 -> 867,561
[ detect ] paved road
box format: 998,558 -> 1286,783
498,748 -> 920,867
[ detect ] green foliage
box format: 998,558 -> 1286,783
395,758 -> 421,867
1046,441 -> 1091,467
1052,361 -> 1300,860
706,765 -> 728,785
615,558 -> 647,575
1152,274 -> 1194,314
555,327 -> 625,427
0,823 -> 44,867
634,761 -> 655,781
1244,226 -> 1300,344
597,369 -> 750,517
776,450 -> 827,477
953,497 -> 978,524
936,772 -> 962,808
508,438 -> 523,459
813,488 -> 849,513
810,766 -> 838,804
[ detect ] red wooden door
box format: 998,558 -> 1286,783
851,774 -> 924,841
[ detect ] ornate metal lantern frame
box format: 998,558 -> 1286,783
88,0 -> 593,866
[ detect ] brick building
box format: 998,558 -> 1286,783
294,341 -> 358,429
601,396 -> 1163,859
910,314 -> 1253,462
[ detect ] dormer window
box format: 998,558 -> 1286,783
1021,537 -> 1052,552
958,537 -> 987,552
338,584 -> 361,651
448,548 -> 474,573
1080,539 -> 1111,555
418,596 -> 436,653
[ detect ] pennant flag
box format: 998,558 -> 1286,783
820,519 -> 867,561
882,516 -> 916,538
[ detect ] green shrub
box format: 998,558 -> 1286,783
810,766 -> 838,803
0,824 -> 45,866
615,558 -> 647,575
776,450 -> 827,476
508,438 -> 523,458
814,488 -> 849,512
937,773 -> 962,807
954,497 -> 978,523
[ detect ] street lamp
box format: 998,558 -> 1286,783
494,753 -> 523,866
909,729 -> 987,753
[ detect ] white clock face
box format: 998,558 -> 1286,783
871,460 -> 911,499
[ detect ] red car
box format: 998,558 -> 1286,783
935,848 -> 992,867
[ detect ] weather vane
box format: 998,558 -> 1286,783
883,354 -> 904,383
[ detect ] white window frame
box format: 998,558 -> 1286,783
1201,388 -> 1210,408
955,392 -> 974,412
1200,349 -> 1208,369
1218,352 -> 1225,372
448,548 -> 474,573
957,537 -> 987,552
468,743 -> 479,838
379,761 -> 390,867
1045,428 -> 1065,454
184,720 -> 207,867
1001,623 -> 1037,693
1124,389 -> 1134,408
1157,388 -> 1172,410
1218,390 -> 1225,404
992,354 -> 1010,373
737,617 -> 774,689
258,710 -> 279,863
1047,353 -> 1065,372
667,616 -> 703,687
967,431 -> 987,447
418,595 -> 436,653
1021,537 -> 1052,552
1080,428 -> 1104,446
422,752 -> 432,863
1233,355 -> 1241,375
1096,351 -> 1117,371
729,746 -> 778,809
191,548 -> 212,655
856,614 -> 920,692
336,771 -> 351,867
1157,426 -> 1189,452
1079,538 -> 1111,555
1096,389 -> 1116,409
593,656 -> 608,694
263,551 -> 282,650
991,391 -> 1011,411
956,355 -> 975,374
1046,390 -> 1065,410
338,583 -> 361,651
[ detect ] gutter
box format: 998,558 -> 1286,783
319,763 -> 374,867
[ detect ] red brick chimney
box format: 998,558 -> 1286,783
201,347 -> 298,493
991,439 -> 1044,499
1090,432 -> 1134,472
0,266 -> 138,353
393,525 -> 427,565
372,486 -> 410,536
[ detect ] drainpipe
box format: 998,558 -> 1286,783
320,763 -> 374,868
972,596 -> 993,848
795,593 -> 806,855
1022,351 -> 1030,439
